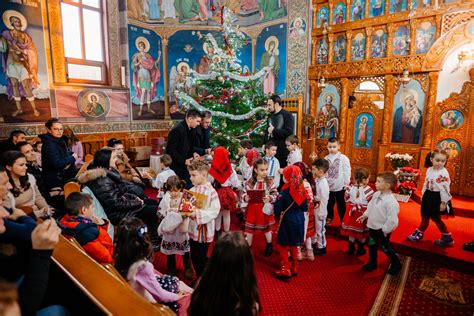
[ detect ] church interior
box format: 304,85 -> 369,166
0,0 -> 473,315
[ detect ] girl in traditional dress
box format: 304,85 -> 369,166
273,165 -> 308,279
158,176 -> 194,279
407,149 -> 454,246
341,168 -> 374,256
242,158 -> 278,256
294,162 -> 316,261
210,147 -> 241,236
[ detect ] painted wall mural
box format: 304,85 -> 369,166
415,21 -> 436,54
440,110 -> 464,130
316,84 -> 340,139
127,0 -> 287,27
391,79 -> 425,144
289,17 -> 306,38
371,29 -> 387,58
333,2 -> 346,25
0,1 -> 51,123
351,32 -> 366,61
256,23 -> 287,95
392,25 -> 409,56
354,113 -> 374,148
128,25 -> 165,120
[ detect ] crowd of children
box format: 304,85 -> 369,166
50,134 -> 455,312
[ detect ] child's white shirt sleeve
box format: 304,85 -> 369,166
195,188 -> 220,225
382,199 -> 399,235
342,155 -> 351,187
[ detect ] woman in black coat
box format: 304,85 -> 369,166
39,118 -> 77,214
77,148 -> 161,249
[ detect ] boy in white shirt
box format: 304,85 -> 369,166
311,158 -> 330,256
152,154 -> 176,199
285,135 -> 303,166
264,141 -> 281,188
187,160 -> 220,277
235,139 -> 253,180
357,172 -> 401,276
325,137 -> 351,226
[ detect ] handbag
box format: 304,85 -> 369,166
276,201 -> 295,233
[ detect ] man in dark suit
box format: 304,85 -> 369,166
0,130 -> 26,156
165,109 -> 202,183
264,95 -> 294,168
193,111 -> 212,156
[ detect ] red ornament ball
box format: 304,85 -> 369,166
211,5 -> 216,11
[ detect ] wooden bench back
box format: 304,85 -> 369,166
64,182 -> 81,199
52,235 -> 174,315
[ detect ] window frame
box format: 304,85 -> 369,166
61,0 -> 108,85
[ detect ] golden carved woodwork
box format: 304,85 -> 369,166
432,69 -> 473,196
106,0 -> 121,87
339,78 -> 349,144
382,75 -> 394,145
441,9 -> 474,34
47,0 -> 67,84
423,19 -> 474,71
421,72 -> 439,148
344,94 -> 383,180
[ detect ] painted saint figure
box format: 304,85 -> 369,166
334,5 -> 345,24
240,0 -> 258,11
357,116 -> 369,147
352,0 -> 364,20
258,0 -> 287,22
174,0 -> 207,22
317,95 -> 339,139
162,0 -> 176,19
290,18 -> 306,38
198,43 -> 214,74
84,93 -> 105,117
260,36 -> 280,95
0,10 -> 40,117
392,90 -> 423,144
131,37 -> 161,116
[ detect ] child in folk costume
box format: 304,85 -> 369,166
285,135 -> 303,166
294,162 -> 316,261
264,141 -> 281,188
273,165 -> 308,279
341,168 -> 374,256
158,176 -> 194,279
311,159 -> 330,256
153,154 -> 176,200
236,139 -> 253,179
187,160 -> 220,277
242,158 -> 278,256
242,149 -> 260,181
407,149 -> 454,246
210,147 -> 241,235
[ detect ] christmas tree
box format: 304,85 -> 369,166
174,7 -> 269,156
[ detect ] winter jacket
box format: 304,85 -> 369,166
77,168 -> 143,224
165,120 -> 196,179
39,133 -> 77,191
60,215 -> 114,264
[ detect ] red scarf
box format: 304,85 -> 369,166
246,149 -> 259,167
281,165 -> 306,206
210,146 -> 233,184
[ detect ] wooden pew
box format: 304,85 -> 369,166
64,182 -> 81,199
52,235 -> 174,315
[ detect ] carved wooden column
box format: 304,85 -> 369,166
377,74 -> 395,173
310,80 -> 319,160
328,33 -> 335,63
47,0 -> 67,84
162,38 -> 170,119
346,0 -> 351,22
384,0 -> 390,15
346,31 -> 353,62
365,27 -> 373,60
312,2 -> 318,29
387,23 -> 395,58
410,20 -> 418,55
340,78 -> 350,147
312,35 -> 317,65
434,14 -> 442,40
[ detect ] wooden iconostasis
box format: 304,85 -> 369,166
304,0 -> 474,196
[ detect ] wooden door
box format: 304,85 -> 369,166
345,94 -> 384,181
432,75 -> 473,196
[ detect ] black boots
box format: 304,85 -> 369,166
264,243 -> 273,257
347,241 -> 355,255
355,240 -> 366,256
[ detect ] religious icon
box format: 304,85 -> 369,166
84,93 -> 105,117
317,85 -> 340,139
351,32 -> 366,61
198,42 -> 215,74
440,110 -> 464,130
317,38 -> 329,64
416,22 -> 436,54
260,36 -> 280,95
391,80 -> 425,144
333,35 -> 347,63
371,29 -> 387,58
333,3 -> 346,25
131,36 -> 161,116
436,139 -> 460,159
77,90 -> 110,119
317,7 -> 328,28
350,0 -> 365,21
354,113 -> 374,148
290,17 -> 306,38
370,0 -> 385,17
390,0 -> 407,13
393,25 -> 409,56
0,10 -> 40,117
